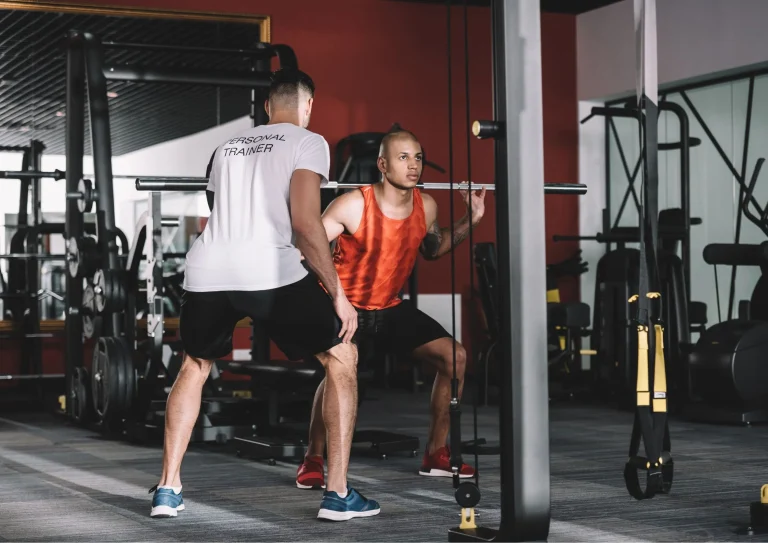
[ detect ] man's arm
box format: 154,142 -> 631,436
290,169 -> 344,299
321,191 -> 364,243
420,213 -> 473,261
205,149 -> 217,212
420,191 -> 485,260
321,197 -> 348,244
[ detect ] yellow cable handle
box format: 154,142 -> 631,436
460,508 -> 477,530
761,484 -> 768,504
653,323 -> 667,414
636,325 -> 650,407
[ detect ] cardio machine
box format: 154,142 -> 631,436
686,158 -> 768,425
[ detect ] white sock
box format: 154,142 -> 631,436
337,488 -> 348,498
159,485 -> 182,494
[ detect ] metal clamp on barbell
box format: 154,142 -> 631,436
472,120 -> 503,140
66,178 -> 97,213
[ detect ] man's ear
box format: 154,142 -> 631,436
264,99 -> 270,117
377,156 -> 387,175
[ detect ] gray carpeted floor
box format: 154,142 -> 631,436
1,389 -> 767,542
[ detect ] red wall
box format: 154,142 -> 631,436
1,0 -> 578,374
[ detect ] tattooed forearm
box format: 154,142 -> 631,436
420,222 -> 442,259
421,216 -> 472,260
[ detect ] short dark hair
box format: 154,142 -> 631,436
268,68 -> 315,108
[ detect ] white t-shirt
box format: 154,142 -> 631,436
184,123 -> 330,292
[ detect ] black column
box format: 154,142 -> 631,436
65,31 -> 86,413
84,33 -> 120,335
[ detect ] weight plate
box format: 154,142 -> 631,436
108,337 -> 127,421
91,339 -> 108,420
71,367 -> 92,424
82,284 -> 96,339
70,367 -> 85,423
93,270 -> 107,313
67,237 -> 80,278
455,482 -> 481,508
78,178 -> 94,214
119,338 -> 135,415
79,237 -> 98,278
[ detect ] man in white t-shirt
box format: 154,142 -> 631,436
149,69 -> 380,522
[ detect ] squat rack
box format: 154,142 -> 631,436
62,30 -> 298,421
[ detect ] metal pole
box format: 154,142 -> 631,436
103,64 -> 271,88
17,150 -> 31,227
65,31 -> 85,412
30,141 -> 44,230
84,33 -> 120,336
495,0 -> 550,539
102,40 -> 273,58
658,101 -> 691,301
133,177 -> 585,195
250,55 -> 271,366
146,192 -> 164,371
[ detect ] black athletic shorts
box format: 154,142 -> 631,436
354,300 -> 452,366
179,274 -> 342,360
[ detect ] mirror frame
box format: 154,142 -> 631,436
0,1 -> 271,42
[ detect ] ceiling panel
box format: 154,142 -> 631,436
0,9 -> 268,156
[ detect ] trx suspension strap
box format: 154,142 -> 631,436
624,0 -> 674,501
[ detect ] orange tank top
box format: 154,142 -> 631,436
333,185 -> 427,310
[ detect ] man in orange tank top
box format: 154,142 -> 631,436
296,129 -> 487,489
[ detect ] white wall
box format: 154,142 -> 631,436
114,115 -> 251,244
577,0 -> 768,101
578,101 -> 606,369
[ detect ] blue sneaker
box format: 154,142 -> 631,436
317,487 -> 381,521
149,485 -> 185,518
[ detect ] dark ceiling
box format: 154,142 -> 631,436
0,9 -> 266,156
393,0 -> 624,13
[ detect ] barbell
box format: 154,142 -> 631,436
134,177 -> 587,195
0,169 -> 139,181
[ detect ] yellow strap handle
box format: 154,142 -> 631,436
653,323 -> 667,414
460,508 -> 477,530
546,289 -> 560,303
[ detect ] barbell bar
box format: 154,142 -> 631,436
0,169 -> 141,181
0,373 -> 65,380
134,177 -> 587,195
0,253 -> 68,260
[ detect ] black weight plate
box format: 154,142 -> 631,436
78,366 -> 92,423
91,338 -> 108,419
70,367 -> 84,423
67,237 -> 80,278
80,237 -> 99,278
455,482 -> 481,508
103,272 -> 114,314
106,337 -> 127,420
93,270 -> 106,313
118,338 -> 134,415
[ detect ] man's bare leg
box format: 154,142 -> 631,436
412,339 -> 466,455
306,378 -> 327,458
158,355 -> 213,487
314,343 -> 358,494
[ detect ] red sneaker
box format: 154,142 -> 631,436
296,455 -> 325,490
419,446 -> 476,478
